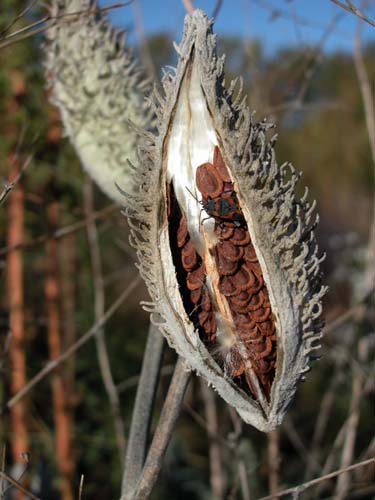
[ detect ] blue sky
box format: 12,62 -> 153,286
99,0 -> 375,56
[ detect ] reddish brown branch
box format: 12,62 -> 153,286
6,165 -> 28,469
45,199 -> 74,500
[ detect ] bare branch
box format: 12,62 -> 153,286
353,22 -> 375,297
2,277 -> 141,413
0,0 -> 39,37
268,429 -> 280,495
200,381 -> 225,499
0,155 -> 31,207
84,178 -> 126,467
78,475 -> 84,500
117,364 -> 173,394
0,470 -> 40,500
330,0 -> 375,28
0,204 -> 117,257
335,363 -> 363,498
258,458 -> 375,500
305,370 -> 343,479
121,324 -> 165,497
130,357 -> 191,500
0,2 -> 134,49
131,0 -> 156,80
182,0 -> 195,14
183,403 -> 232,450
212,0 -> 223,19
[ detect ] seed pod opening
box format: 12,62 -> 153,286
127,10 -> 326,431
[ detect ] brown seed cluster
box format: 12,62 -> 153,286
168,146 -> 277,398
177,214 -> 217,343
196,147 -> 276,396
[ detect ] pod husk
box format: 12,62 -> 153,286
45,0 -> 152,203
126,10 -> 326,431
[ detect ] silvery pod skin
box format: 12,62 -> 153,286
126,10 -> 326,432
45,0 -> 152,203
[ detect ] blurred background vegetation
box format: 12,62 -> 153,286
0,0 -> 374,499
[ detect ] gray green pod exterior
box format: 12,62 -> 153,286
132,10 -> 326,431
45,0 -> 152,203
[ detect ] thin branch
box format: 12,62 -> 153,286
227,407 -> 252,500
334,364 -> 363,498
282,12 -> 343,120
0,2 -> 134,50
283,417 -> 316,467
131,0 -> 156,80
305,370 -> 343,479
267,429 -> 280,495
238,461 -> 251,500
0,446 -> 6,497
258,458 -> 375,500
323,300 -> 367,336
330,0 -> 375,28
0,155 -> 31,207
121,323 -> 165,497
0,471 -> 40,500
254,0 -> 348,33
0,204 -> 117,257
2,277 -> 140,413
131,357 -> 191,500
314,357 -> 372,497
200,381 -> 224,499
182,0 -> 195,14
212,0 -> 223,19
353,21 -> 375,297
183,403 -> 232,450
315,420 -> 348,497
0,0 -> 39,37
117,364 -> 173,394
78,475 -> 84,500
84,178 -> 126,467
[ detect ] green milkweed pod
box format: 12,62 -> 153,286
45,0 -> 152,203
126,10 -> 326,431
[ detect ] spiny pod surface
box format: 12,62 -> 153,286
127,10 -> 326,431
46,0 -> 152,203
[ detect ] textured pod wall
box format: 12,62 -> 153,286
45,0 -> 153,203
126,10 -> 327,431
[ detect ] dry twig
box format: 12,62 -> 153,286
258,457 -> 375,500
0,1 -> 133,49
353,21 -> 375,297
334,363 -> 362,498
182,0 -> 195,14
0,470 -> 40,500
200,381 -> 225,499
330,0 -> 375,28
268,429 -> 280,495
2,277 -> 140,412
121,324 -> 165,497
84,178 -> 126,467
0,204 -> 117,257
130,357 -> 191,500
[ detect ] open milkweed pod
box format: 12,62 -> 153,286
45,0 -> 152,203
127,10 -> 326,432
